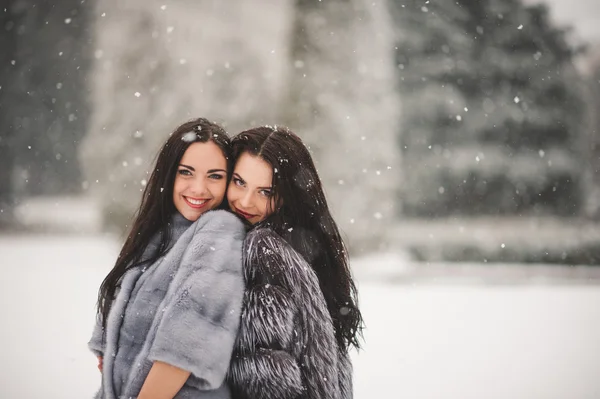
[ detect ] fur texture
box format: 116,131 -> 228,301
227,228 -> 353,399
88,210 -> 246,399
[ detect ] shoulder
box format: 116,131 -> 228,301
178,211 -> 246,276
181,210 -> 246,261
244,228 -> 298,260
244,227 -> 315,287
191,209 -> 245,239
245,227 -> 281,247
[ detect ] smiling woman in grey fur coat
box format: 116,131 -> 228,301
88,118 -> 246,399
225,126 -> 364,399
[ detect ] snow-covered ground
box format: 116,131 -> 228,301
1,233 -> 599,399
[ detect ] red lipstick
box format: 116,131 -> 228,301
184,196 -> 210,209
235,207 -> 255,219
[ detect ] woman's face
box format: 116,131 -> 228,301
227,152 -> 278,225
172,141 -> 227,221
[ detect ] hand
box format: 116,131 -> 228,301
97,356 -> 103,372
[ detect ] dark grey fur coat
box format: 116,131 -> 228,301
88,210 -> 246,399
226,228 -> 353,399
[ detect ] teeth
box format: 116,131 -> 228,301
186,197 -> 207,205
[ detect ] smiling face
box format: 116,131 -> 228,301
172,141 -> 228,221
227,152 -> 278,225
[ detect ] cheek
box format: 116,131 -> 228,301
226,183 -> 238,202
212,179 -> 227,197
172,177 -> 184,197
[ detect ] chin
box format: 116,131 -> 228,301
182,208 -> 208,222
182,213 -> 200,222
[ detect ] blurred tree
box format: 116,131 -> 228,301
284,0 -> 402,253
80,0 -> 291,230
3,0 -> 91,198
392,0 -> 586,217
0,3 -> 18,227
582,51 -> 600,218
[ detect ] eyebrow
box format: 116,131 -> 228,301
233,172 -> 272,190
179,164 -> 195,171
179,164 -> 226,174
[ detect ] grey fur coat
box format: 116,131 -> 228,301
88,210 -> 246,399
226,228 -> 353,399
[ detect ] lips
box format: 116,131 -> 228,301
184,196 -> 210,209
234,207 -> 255,220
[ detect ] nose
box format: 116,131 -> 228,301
239,190 -> 253,209
190,178 -> 208,197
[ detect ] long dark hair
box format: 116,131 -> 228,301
231,126 -> 363,351
97,118 -> 231,328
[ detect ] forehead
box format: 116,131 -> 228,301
180,141 -> 226,169
234,152 -> 273,185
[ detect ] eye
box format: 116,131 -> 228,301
259,189 -> 273,197
178,169 -> 192,176
208,173 -> 224,180
233,177 -> 245,187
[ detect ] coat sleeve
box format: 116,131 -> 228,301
245,229 -> 342,399
87,312 -> 104,357
338,349 -> 353,399
148,211 -> 245,390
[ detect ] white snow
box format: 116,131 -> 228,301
0,234 -> 599,398
0,235 -> 117,398
353,283 -> 600,399
14,196 -> 103,234
14,196 -> 103,233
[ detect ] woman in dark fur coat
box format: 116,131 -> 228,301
225,126 -> 364,399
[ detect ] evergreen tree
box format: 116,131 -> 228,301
0,3 -> 18,227
1,0 -> 92,199
582,52 -> 600,217
392,0 -> 586,216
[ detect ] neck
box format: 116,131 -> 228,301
141,211 -> 193,262
169,211 -> 194,242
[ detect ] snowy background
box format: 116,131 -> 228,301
1,198 -> 600,398
2,0 -> 600,398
